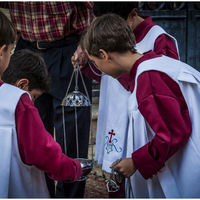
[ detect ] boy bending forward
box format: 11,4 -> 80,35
0,49 -> 82,198
80,13 -> 200,198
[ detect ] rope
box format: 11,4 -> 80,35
126,177 -> 134,198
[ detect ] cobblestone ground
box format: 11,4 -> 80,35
84,145 -> 110,198
84,174 -> 109,198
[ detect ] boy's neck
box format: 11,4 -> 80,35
116,51 -> 143,74
133,15 -> 145,30
128,15 -> 145,31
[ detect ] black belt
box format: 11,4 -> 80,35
30,34 -> 81,50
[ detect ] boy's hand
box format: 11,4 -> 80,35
72,45 -> 88,69
110,158 -> 137,178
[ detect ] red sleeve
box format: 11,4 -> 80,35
154,34 -> 179,60
81,62 -> 102,82
132,71 -> 192,179
15,94 -> 82,182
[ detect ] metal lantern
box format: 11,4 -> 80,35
61,61 -> 93,181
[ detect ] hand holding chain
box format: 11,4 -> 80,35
107,158 -> 123,192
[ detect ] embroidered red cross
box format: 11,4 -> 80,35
108,129 -> 115,143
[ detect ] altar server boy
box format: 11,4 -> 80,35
73,4 -> 179,198
81,13 -> 200,198
0,49 -> 82,198
92,1 -> 179,180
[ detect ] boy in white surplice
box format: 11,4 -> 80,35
73,3 -> 180,197
0,49 -> 82,198
80,13 -> 200,198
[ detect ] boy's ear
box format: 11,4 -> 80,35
99,49 -> 110,62
128,8 -> 138,20
16,79 -> 29,90
0,45 -> 6,61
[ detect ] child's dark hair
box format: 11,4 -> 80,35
0,10 -> 16,50
81,13 -> 137,58
1,49 -> 51,93
93,2 -> 139,20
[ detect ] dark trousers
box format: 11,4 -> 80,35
15,36 -> 92,198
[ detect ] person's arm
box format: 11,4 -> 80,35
72,45 -> 101,82
132,71 -> 192,179
154,34 -> 179,60
15,94 -> 82,182
81,62 -> 102,82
